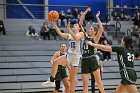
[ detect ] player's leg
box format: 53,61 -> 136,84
53,80 -> 61,93
125,84 -> 138,93
114,84 -> 126,93
50,55 -> 68,81
82,73 -> 90,93
62,77 -> 70,93
69,66 -> 79,93
93,68 -> 105,93
42,55 -> 68,87
91,73 -> 96,93
69,55 -> 81,93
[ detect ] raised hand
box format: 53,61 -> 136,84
67,22 -> 71,30
84,7 -> 90,14
50,21 -> 56,27
96,11 -> 100,18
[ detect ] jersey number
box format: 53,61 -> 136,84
83,44 -> 88,50
127,53 -> 134,62
71,42 -> 75,48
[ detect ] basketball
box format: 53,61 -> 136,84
48,10 -> 59,22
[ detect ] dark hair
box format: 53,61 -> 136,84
60,43 -> 66,47
28,26 -> 35,35
123,36 -> 133,49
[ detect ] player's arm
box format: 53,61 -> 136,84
67,22 -> 84,41
134,51 -> 140,60
51,21 -> 68,40
137,56 -> 140,60
79,7 -> 90,26
94,11 -> 104,43
50,51 -> 59,65
86,41 -> 112,52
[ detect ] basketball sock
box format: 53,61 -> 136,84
50,76 -> 55,82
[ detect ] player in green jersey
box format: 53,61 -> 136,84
67,8 -> 105,93
86,36 -> 140,93
42,44 -> 70,93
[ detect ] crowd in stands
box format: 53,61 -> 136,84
25,8 -> 139,61
111,10 -> 140,22
131,12 -> 140,46
26,7 -> 94,40
56,7 -> 94,27
111,10 -> 140,48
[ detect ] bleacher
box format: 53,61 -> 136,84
0,19 -> 140,93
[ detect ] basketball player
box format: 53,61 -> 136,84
45,12 -> 85,93
86,35 -> 140,93
42,44 -> 70,93
67,9 -> 105,93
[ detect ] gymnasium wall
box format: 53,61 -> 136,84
6,0 -> 107,19
6,0 -> 44,19
5,0 -> 140,19
113,0 -> 140,15
48,0 -> 108,20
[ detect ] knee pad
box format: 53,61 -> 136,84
55,80 -> 61,91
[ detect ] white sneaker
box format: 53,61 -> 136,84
41,80 -> 55,87
62,84 -> 65,93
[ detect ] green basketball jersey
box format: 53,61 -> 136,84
82,37 -> 96,57
112,46 -> 140,70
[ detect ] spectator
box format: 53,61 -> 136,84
132,25 -> 140,38
65,9 -> 78,25
66,9 -> 78,24
102,39 -> 112,61
119,9 -> 125,21
111,11 -> 119,21
66,9 -> 73,20
85,7 -> 94,24
133,12 -> 140,28
49,27 -> 57,40
57,10 -> 67,27
26,25 -> 38,38
72,8 -> 79,19
40,21 -> 51,40
131,25 -> 140,45
0,20 -> 6,35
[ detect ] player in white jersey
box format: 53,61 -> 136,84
67,34 -> 82,66
45,21 -> 82,93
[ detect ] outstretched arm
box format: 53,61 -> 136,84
86,41 -> 112,52
136,56 -> 140,60
79,7 -> 90,26
94,11 -> 104,43
51,21 -> 68,40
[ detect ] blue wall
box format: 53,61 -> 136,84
48,0 -> 108,20
6,0 -> 140,19
113,0 -> 140,15
6,0 -> 44,19
6,0 -> 107,19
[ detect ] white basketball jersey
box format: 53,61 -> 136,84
67,34 -> 81,55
